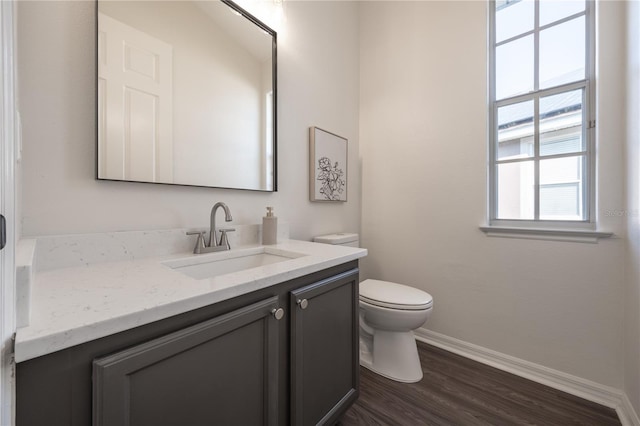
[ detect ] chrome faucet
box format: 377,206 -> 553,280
209,202 -> 233,247
187,202 -> 235,254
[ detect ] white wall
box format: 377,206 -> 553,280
360,0 -> 625,388
625,0 -> 640,415
17,0 -> 361,240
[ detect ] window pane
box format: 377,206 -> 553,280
540,17 -> 585,89
540,183 -> 580,219
496,35 -> 534,100
497,100 -> 534,160
497,161 -> 534,220
540,155 -> 580,183
540,89 -> 584,156
540,156 -> 583,220
540,0 -> 585,27
496,0 -> 534,43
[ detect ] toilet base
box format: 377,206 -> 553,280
359,330 -> 423,383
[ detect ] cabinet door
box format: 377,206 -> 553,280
93,296 -> 282,426
290,269 -> 359,426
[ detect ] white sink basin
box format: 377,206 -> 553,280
163,247 -> 307,280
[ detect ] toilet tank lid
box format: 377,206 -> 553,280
313,233 -> 359,245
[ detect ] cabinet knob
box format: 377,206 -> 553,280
271,308 -> 284,320
297,299 -> 309,310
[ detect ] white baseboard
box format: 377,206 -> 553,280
414,328 -> 640,426
619,393 -> 640,426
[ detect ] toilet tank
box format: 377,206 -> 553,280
313,233 -> 359,248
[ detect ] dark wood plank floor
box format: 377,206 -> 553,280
340,341 -> 621,426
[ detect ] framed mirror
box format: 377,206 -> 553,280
97,0 -> 277,191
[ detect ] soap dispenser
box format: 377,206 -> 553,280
262,207 -> 278,245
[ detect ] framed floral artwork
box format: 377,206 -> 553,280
309,127 -> 347,202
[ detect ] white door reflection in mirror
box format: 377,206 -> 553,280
98,13 -> 174,183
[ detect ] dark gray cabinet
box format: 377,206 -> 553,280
93,297 -> 281,426
16,260 -> 359,426
290,271 -> 359,426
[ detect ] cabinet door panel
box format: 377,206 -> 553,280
93,296 -> 280,426
290,269 -> 359,426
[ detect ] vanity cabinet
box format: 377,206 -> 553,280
93,297 -> 281,426
16,261 -> 359,426
290,273 -> 359,425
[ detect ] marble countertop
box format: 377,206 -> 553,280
15,239 -> 366,362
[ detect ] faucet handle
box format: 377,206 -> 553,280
218,228 -> 235,250
186,231 -> 206,254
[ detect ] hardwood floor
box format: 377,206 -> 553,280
340,341 -> 621,426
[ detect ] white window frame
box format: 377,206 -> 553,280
487,0 -> 597,231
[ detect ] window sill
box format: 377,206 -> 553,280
479,226 -> 614,243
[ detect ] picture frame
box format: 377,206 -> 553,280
309,127 -> 348,202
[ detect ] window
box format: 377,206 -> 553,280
489,0 -> 595,227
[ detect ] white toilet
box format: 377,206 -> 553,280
313,233 -> 433,383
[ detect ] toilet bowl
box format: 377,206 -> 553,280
313,233 -> 434,383
359,279 -> 432,383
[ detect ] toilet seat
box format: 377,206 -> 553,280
360,279 -> 433,311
